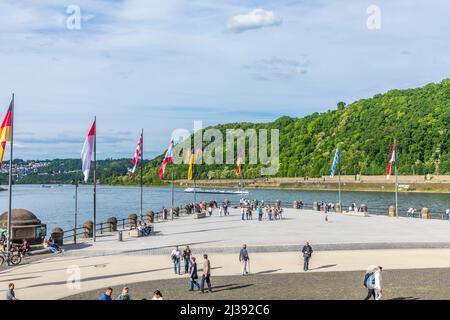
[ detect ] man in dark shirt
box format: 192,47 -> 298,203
239,244 -> 250,275
301,242 -> 313,271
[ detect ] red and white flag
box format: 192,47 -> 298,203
158,140 -> 174,180
131,133 -> 143,176
386,139 -> 396,179
81,120 -> 95,182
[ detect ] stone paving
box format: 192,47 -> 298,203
62,208 -> 450,256
1,207 -> 450,300
64,268 -> 450,300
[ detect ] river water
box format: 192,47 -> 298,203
0,184 -> 448,232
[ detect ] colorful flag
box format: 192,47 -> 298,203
81,120 -> 95,182
158,140 -> 174,180
330,147 -> 339,177
131,133 -> 143,176
187,151 -> 195,180
386,139 -> 396,179
0,97 -> 13,168
236,152 -> 243,176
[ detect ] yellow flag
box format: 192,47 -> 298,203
187,153 -> 195,180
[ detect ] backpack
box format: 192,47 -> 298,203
364,272 -> 375,288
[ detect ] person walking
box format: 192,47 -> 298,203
183,245 -> 192,274
374,266 -> 383,300
239,244 -> 250,275
189,256 -> 200,291
241,206 -> 245,221
301,242 -> 313,271
171,246 -> 182,275
363,266 -> 383,300
200,254 -> 212,293
258,206 -> 263,221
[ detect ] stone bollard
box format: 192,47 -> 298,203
312,201 -> 318,211
51,227 -> 64,245
184,204 -> 190,215
421,208 -> 430,219
173,207 -> 180,217
335,203 -> 342,213
146,210 -> 154,224
83,220 -> 94,238
293,201 -> 300,209
129,213 -> 138,227
107,217 -> 117,232
276,200 -> 281,209
388,206 -> 396,217
360,204 -> 368,213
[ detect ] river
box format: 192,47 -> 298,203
0,184 -> 448,232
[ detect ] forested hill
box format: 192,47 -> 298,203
110,79 -> 449,184
3,79 -> 448,186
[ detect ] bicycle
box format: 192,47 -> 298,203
0,246 -> 22,266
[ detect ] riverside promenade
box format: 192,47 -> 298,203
1,207 -> 450,300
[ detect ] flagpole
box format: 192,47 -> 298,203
140,128 -> 143,221
338,163 -> 341,205
395,159 -> 398,218
93,116 -> 97,242
6,93 -> 14,264
193,167 -> 197,205
171,162 -> 174,220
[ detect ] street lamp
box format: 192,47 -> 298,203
72,178 -> 82,244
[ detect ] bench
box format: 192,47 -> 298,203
343,211 -> 369,217
129,225 -> 153,237
193,212 -> 206,219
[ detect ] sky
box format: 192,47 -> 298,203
0,0 -> 449,160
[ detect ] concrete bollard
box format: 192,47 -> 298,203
184,204 -> 190,215
421,208 -> 430,219
146,210 -> 154,224
335,203 -> 342,213
293,201 -> 300,209
312,201 -> 318,211
360,204 -> 368,213
388,206 -> 396,217
173,207 -> 180,217
83,220 -> 93,238
129,213 -> 138,227
107,217 -> 117,232
51,227 -> 64,245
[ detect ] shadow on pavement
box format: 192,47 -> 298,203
310,264 -> 338,271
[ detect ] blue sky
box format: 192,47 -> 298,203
0,0 -> 449,160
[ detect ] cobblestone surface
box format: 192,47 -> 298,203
63,268 -> 450,300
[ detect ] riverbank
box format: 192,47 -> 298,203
173,175 -> 450,193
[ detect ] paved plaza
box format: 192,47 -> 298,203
1,208 -> 450,300
63,207 -> 450,256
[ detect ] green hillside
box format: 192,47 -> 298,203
110,79 -> 450,184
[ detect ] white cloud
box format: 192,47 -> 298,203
245,56 -> 310,81
226,8 -> 282,33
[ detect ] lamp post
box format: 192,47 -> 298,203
72,178 -> 81,244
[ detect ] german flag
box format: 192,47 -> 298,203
0,97 -> 13,168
